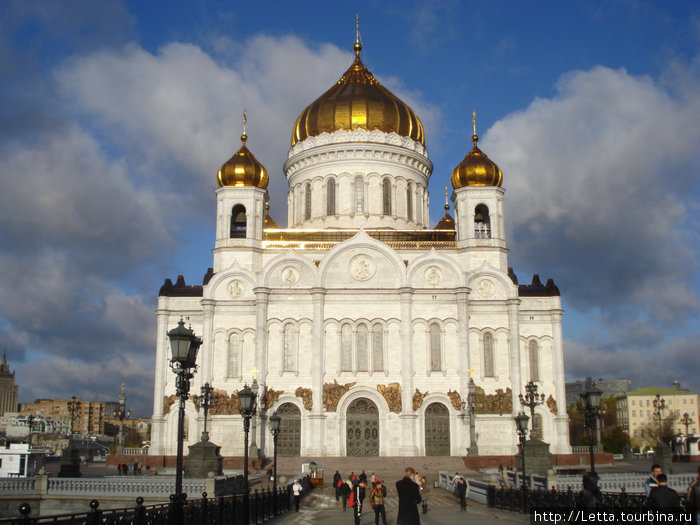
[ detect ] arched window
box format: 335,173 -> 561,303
327,179 -> 336,215
229,334 -> 239,378
372,325 -> 383,372
430,323 -> 441,371
382,179 -> 392,215
304,183 -> 312,220
533,414 -> 543,440
341,325 -> 352,371
475,204 -> 491,238
354,177 -> 364,213
483,332 -> 494,377
356,324 -> 368,372
529,340 -> 540,382
230,204 -> 246,238
283,325 -> 295,372
406,184 -> 413,221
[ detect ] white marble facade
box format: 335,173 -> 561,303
149,125 -> 571,458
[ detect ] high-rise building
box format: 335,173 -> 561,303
0,352 -> 19,417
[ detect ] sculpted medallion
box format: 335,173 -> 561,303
349,254 -> 375,281
546,394 -> 558,415
281,266 -> 299,286
477,279 -> 495,298
228,280 -> 244,297
425,266 -> 442,285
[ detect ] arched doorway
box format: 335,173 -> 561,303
277,403 -> 301,457
346,398 -> 379,456
424,402 -> 450,456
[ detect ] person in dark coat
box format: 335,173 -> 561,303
352,479 -> 366,525
396,467 -> 421,525
456,477 -> 468,510
333,470 -> 342,501
340,479 -> 352,511
579,472 -> 601,510
647,473 -> 681,509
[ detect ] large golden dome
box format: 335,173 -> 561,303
217,133 -> 269,189
291,42 -> 425,146
451,134 -> 503,189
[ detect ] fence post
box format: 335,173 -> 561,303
217,493 -> 224,525
487,485 -> 495,508
134,497 -> 145,525
200,492 -> 208,525
18,503 -> 31,523
86,499 -> 101,525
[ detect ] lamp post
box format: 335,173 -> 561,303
117,383 -> 127,454
653,394 -> 666,443
238,384 -> 257,489
27,415 -> 34,445
167,319 -> 202,525
249,379 -> 259,457
519,381 -> 545,435
67,396 -> 80,437
514,412 -> 530,513
680,412 -> 692,436
580,383 -> 602,474
460,378 -> 479,455
200,382 -> 213,440
269,411 -> 281,514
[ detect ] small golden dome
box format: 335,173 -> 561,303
264,202 -> 279,229
291,41 -> 425,146
434,187 -> 455,230
217,132 -> 269,189
451,134 -> 503,189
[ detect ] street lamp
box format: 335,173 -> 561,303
67,396 -> 81,437
117,383 -> 127,454
238,384 -> 257,489
167,319 -> 202,525
200,382 -> 213,440
519,381 -> 545,435
459,378 -> 479,455
653,394 -> 666,443
580,383 -> 602,474
250,379 -> 259,457
269,411 -> 281,514
680,413 -> 692,436
514,412 -> 530,513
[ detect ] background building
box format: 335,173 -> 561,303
566,377 -> 631,406
19,398 -> 116,436
616,383 -> 699,444
0,352 -> 19,416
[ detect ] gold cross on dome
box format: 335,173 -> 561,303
467,366 -> 475,379
252,366 -> 258,380
472,110 -> 477,136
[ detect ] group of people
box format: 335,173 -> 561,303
579,463 -> 700,522
117,462 -> 150,475
330,467 -> 441,525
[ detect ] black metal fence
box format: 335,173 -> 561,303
1,478 -> 312,525
488,485 -> 690,514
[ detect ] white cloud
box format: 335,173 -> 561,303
484,65 -> 700,323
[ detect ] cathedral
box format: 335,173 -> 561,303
149,36 -> 571,458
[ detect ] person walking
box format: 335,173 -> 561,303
457,477 -> 468,510
687,466 -> 700,525
644,464 -> 663,496
396,466 -> 421,525
420,476 -> 430,514
351,479 -> 366,525
334,470 -> 343,502
341,479 -> 352,511
369,480 -> 388,525
292,479 -> 303,512
647,473 -> 680,509
579,472 -> 601,510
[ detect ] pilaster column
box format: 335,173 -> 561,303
456,286 -> 471,453
253,288 -> 271,385
307,288 -> 327,455
550,308 -> 570,452
200,301 -> 215,383
399,287 -> 418,455
507,299 -> 522,418
153,309 -> 169,418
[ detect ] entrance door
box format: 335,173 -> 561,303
346,398 -> 379,456
277,403 -> 301,457
425,402 -> 450,456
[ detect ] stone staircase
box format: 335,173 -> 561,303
261,456 -> 476,508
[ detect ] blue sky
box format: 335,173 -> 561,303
1,1 -> 698,416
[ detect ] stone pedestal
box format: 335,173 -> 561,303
521,439 -> 553,476
185,432 -> 223,479
653,442 -> 673,474
57,439 -> 82,478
